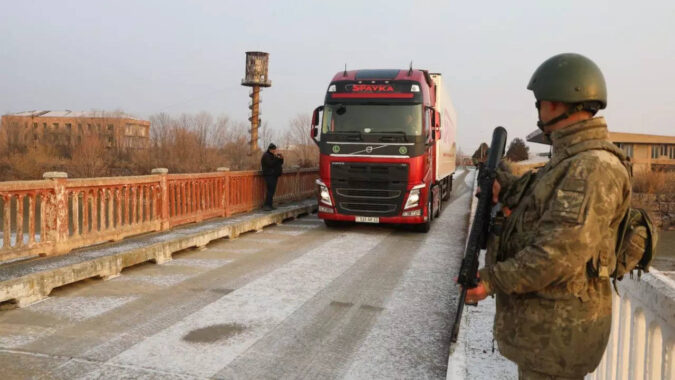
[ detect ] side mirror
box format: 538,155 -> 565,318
310,106 -> 323,145
311,106 -> 323,127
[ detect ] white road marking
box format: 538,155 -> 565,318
109,231 -> 388,377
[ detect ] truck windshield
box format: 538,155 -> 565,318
321,104 -> 423,136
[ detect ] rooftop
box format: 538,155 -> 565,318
5,110 -> 145,121
527,129 -> 675,145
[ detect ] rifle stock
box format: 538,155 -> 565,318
450,126 -> 507,343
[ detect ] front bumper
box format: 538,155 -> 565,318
318,210 -> 426,224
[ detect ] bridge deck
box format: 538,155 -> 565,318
0,170 -> 473,379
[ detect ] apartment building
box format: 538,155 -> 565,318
0,110 -> 150,153
609,132 -> 675,172
527,129 -> 675,172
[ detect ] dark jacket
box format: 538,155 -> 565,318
261,151 -> 283,177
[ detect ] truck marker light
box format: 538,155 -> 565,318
318,206 -> 334,213
402,209 -> 421,217
404,184 -> 425,210
316,179 -> 333,206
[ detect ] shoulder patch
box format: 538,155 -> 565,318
551,177 -> 588,223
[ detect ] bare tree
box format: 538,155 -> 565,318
259,121 -> 278,151
70,135 -> 108,178
284,114 -> 318,167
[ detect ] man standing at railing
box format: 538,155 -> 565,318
261,143 -> 283,211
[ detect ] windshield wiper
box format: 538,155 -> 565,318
377,131 -> 408,142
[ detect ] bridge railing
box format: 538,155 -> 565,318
587,270 -> 675,380
0,168 -> 318,263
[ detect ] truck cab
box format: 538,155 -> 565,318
311,69 -> 456,232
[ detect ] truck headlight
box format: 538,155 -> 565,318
404,184 -> 425,210
316,179 -> 332,206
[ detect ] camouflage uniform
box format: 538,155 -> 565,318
479,117 -> 631,379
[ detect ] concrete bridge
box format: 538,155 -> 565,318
0,168 -> 672,379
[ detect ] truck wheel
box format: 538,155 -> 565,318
442,176 -> 452,201
415,194 -> 432,233
435,193 -> 442,218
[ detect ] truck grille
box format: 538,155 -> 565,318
335,188 -> 401,199
340,203 -> 397,214
330,162 -> 408,217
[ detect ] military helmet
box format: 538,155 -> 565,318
528,53 -> 607,110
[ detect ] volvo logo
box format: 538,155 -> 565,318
365,146 -> 373,153
332,145 -> 341,153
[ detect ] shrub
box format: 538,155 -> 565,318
632,170 -> 675,194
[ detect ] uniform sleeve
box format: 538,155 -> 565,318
480,160 -> 626,295
495,162 -> 518,197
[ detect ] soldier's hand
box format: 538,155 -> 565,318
492,180 -> 500,204
476,180 -> 500,204
465,283 -> 488,304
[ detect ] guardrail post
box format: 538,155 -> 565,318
42,172 -> 68,254
152,168 -> 170,231
217,167 -> 230,217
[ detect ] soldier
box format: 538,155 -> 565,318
472,142 -> 489,167
466,53 -> 632,379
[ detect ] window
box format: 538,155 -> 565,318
652,145 -> 660,159
33,122 -> 38,129
66,123 -> 72,131
108,124 -> 114,131
617,143 -> 633,158
53,123 -> 59,129
661,144 -> 668,156
669,145 -> 675,160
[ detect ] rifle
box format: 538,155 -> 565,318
450,126 -> 507,343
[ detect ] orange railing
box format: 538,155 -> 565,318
0,168 -> 318,263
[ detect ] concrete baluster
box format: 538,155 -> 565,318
152,168 -> 170,231
217,167 -> 230,217
43,172 -> 69,255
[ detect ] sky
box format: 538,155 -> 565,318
1,0 -> 673,154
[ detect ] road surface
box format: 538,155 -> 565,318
0,170 -> 473,379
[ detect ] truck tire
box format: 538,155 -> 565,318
415,193 -> 432,233
442,176 -> 452,201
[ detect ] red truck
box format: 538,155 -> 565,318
310,69 -> 457,232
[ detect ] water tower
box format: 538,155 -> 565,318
241,51 -> 272,154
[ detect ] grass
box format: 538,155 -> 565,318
632,170 -> 675,194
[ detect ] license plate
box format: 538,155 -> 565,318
355,216 -> 379,223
